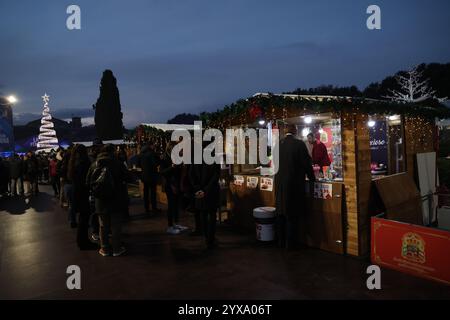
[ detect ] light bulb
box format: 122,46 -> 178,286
7,95 -> 17,104
302,128 -> 310,137
304,116 -> 312,124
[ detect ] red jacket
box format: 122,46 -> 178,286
312,141 -> 331,167
49,160 -> 58,177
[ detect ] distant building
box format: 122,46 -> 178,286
71,116 -> 82,129
0,96 -> 14,153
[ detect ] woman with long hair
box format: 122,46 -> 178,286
68,144 -> 97,250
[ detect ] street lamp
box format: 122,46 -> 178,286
1,95 -> 18,105
7,95 -> 18,104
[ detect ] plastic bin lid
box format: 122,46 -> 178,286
253,207 -> 276,218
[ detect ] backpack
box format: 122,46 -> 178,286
90,161 -> 115,200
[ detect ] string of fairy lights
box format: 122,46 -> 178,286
130,95 -> 444,157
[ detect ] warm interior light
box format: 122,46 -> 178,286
258,119 -> 266,125
302,128 -> 311,137
368,120 -> 376,127
388,115 -> 400,121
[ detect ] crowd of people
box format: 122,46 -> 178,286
0,138 -> 221,256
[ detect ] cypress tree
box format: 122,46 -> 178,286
93,70 -> 124,140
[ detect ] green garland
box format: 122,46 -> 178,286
128,125 -> 171,142
200,94 -> 450,127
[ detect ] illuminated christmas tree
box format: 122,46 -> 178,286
37,93 -> 59,150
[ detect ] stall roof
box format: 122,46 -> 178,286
252,92 -> 381,102
72,139 -> 129,147
140,123 -> 201,131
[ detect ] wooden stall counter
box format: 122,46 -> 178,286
229,174 -> 345,254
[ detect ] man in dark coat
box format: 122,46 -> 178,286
275,124 -> 315,249
189,160 -> 221,249
138,144 -> 160,214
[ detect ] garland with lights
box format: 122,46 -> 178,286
199,94 -> 450,129
128,125 -> 171,154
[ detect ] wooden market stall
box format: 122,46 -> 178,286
201,93 -> 449,257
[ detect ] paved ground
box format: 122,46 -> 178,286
0,185 -> 449,300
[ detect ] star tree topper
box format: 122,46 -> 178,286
42,93 -> 50,103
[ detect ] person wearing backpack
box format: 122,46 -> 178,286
87,144 -> 128,257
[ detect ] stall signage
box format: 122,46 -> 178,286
305,182 -> 333,199
233,175 -> 245,186
247,176 -> 258,189
371,217 -> 450,285
260,177 -> 273,192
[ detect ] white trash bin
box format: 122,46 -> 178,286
253,207 -> 276,241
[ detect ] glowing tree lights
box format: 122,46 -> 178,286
385,66 -> 447,103
37,93 -> 59,150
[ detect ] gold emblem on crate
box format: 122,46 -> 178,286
401,232 -> 426,264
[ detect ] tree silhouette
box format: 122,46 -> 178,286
167,113 -> 200,124
93,70 -> 124,140
286,85 -> 362,97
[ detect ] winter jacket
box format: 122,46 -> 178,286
86,151 -> 129,215
9,158 -> 23,179
138,147 -> 159,183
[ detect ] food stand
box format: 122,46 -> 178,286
201,93 -> 449,257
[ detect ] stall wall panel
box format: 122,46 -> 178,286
356,113 -> 372,256
341,112 -> 372,256
300,183 -> 344,254
342,112 -> 359,256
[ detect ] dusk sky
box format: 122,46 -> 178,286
1,0 -> 450,128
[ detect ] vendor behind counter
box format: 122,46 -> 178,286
306,132 -> 331,170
